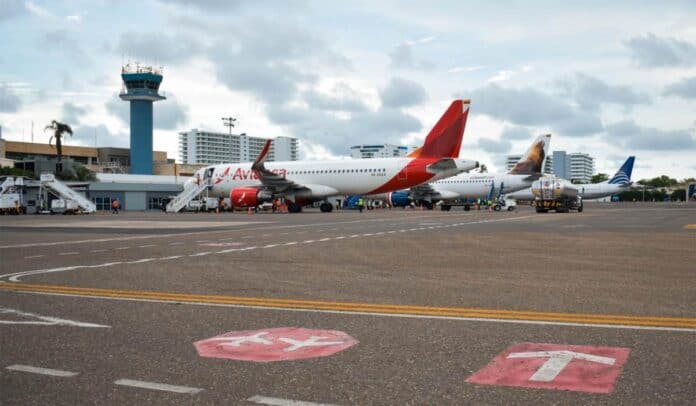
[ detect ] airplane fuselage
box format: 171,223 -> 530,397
430,173 -> 535,201
191,157 -> 476,201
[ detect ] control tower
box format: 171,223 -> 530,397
119,63 -> 166,175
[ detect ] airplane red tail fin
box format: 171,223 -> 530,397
408,99 -> 469,159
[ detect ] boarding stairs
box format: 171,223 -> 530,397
1,177 -> 16,195
40,173 -> 96,213
166,181 -> 209,213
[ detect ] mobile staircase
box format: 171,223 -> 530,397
39,173 -> 96,213
167,178 -> 210,213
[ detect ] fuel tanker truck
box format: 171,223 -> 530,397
531,176 -> 583,213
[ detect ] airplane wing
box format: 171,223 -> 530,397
409,183 -> 439,201
251,140 -> 309,194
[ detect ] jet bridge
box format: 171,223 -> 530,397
39,173 -> 96,213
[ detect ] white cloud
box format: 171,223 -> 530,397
447,66 -> 485,74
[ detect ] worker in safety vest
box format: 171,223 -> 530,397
357,197 -> 365,213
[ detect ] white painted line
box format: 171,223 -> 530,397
138,244 -> 156,248
6,365 -> 78,377
169,242 -> 184,246
0,215 -> 473,250
17,290 -> 695,333
59,252 -> 79,256
362,233 -> 373,236
115,247 -> 130,250
334,236 -> 345,240
319,238 -> 331,242
263,244 -> 279,248
248,395 -> 336,406
128,258 -> 156,264
24,255 -> 45,259
0,307 -> 109,328
114,379 -> 202,394
284,242 -> 297,246
189,252 -> 211,257
2,215 -> 539,282
90,249 -> 107,253
161,255 -> 183,260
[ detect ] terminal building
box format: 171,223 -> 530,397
178,129 -> 299,164
350,144 -> 409,159
0,139 -> 203,177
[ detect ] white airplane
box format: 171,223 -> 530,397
379,134 -> 551,210
183,100 -> 479,213
506,156 -> 636,201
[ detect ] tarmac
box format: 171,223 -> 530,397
1,203 -> 694,405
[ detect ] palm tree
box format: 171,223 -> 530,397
45,120 -> 73,163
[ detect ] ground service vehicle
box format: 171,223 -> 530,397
50,199 -> 80,215
531,176 -> 583,213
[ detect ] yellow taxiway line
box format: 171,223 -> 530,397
683,224 -> 696,230
2,282 -> 695,330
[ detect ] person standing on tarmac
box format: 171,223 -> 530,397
111,199 -> 120,214
357,197 -> 365,213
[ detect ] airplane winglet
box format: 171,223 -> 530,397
252,139 -> 273,170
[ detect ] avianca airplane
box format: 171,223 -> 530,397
184,100 -> 478,213
377,134 -> 551,210
506,156 -> 636,200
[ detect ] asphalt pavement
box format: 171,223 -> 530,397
1,203 -> 694,405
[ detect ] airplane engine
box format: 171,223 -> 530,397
386,191 -> 411,207
230,187 -> 272,208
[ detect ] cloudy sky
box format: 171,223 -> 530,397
1,0 -> 695,179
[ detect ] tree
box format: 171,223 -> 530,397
44,120 -> 73,163
638,175 -> 678,188
0,167 -> 34,178
590,173 -> 609,183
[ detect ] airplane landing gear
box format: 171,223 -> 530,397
319,202 -> 334,213
288,202 -> 302,213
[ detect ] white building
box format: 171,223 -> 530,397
505,154 -> 554,175
178,129 -> 298,164
350,144 -> 409,159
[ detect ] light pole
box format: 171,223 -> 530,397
222,117 -> 237,135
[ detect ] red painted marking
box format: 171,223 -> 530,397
366,157 -> 438,195
466,343 -> 630,394
194,327 -> 358,363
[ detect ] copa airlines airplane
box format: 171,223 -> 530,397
378,134 -> 551,210
506,156 -> 636,201
182,100 -> 478,213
